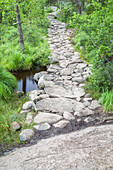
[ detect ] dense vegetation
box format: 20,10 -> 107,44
0,0 -> 51,148
57,0 -> 113,111
0,0 -> 51,71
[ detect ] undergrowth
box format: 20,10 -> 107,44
0,94 -> 29,146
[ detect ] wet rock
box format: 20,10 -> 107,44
63,112 -> 75,120
34,112 -> 62,124
22,101 -> 33,110
19,129 -> 34,141
38,75 -> 54,89
33,123 -> 51,131
53,120 -> 69,128
33,71 -> 47,81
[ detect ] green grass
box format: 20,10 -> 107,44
0,25 -> 50,71
100,90 -> 113,112
0,94 -> 29,146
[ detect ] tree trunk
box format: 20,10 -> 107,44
82,0 -> 85,12
0,9 -> 2,23
75,0 -> 81,14
15,3 -> 24,51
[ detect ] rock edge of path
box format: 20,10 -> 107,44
0,124 -> 113,170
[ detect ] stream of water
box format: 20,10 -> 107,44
12,68 -> 46,93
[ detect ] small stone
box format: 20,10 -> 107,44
11,122 -> 21,131
38,75 -> 54,89
29,94 -> 40,102
74,108 -> 94,117
60,68 -> 73,76
20,109 -> 32,114
23,101 -> 33,110
79,84 -> 85,87
89,100 -> 101,110
76,97 -> 81,102
83,98 -> 92,102
33,123 -> 51,131
63,112 -> 75,120
39,94 -> 49,99
85,93 -> 91,98
72,77 -> 84,83
84,117 -> 94,123
83,101 -> 91,107
25,113 -> 33,125
53,120 -> 69,128
72,87 -> 85,98
80,46 -> 84,51
19,129 -> 34,141
38,75 -> 45,88
77,118 -> 81,123
15,91 -> 24,97
76,63 -> 87,69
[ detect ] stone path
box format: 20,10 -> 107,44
18,9 -> 105,141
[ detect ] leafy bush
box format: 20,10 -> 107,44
0,66 -> 17,99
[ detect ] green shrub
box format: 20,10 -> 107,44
0,66 -> 17,99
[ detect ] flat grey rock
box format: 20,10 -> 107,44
74,108 -> 94,116
76,63 -> 87,69
34,112 -> 62,124
89,100 -> 101,110
53,120 -> 69,128
44,85 -> 76,98
72,87 -> 85,98
72,77 -> 84,83
60,67 -> 73,76
22,101 -> 33,110
33,123 -> 51,131
36,98 -> 85,113
63,112 -> 75,120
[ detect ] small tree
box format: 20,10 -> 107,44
15,2 -> 24,51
